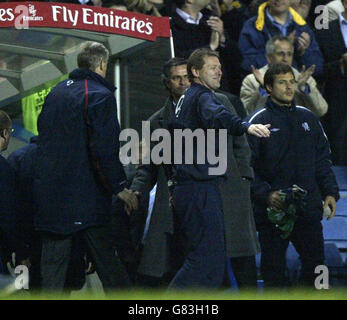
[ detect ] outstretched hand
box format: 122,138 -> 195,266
248,124 -> 271,138
117,188 -> 141,215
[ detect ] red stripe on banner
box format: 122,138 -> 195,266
0,2 -> 171,41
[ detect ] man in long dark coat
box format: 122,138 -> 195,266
131,57 -> 260,288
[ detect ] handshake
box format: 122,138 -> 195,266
117,188 -> 141,215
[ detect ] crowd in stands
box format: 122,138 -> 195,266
0,0 -> 346,293
2,0 -> 344,164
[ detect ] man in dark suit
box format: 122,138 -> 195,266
315,0 -> 347,166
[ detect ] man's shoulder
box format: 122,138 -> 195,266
247,107 -> 268,123
295,105 -> 317,117
240,16 -> 257,33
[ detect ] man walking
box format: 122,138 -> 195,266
168,48 -> 270,289
35,42 -> 138,292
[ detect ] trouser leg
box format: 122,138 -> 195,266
169,183 -> 226,289
83,225 -> 131,291
291,218 -> 324,287
258,225 -> 289,288
40,233 -> 72,292
230,255 -> 258,289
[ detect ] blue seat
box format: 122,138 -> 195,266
322,216 -> 347,249
336,196 -> 347,217
324,243 -> 344,267
332,166 -> 347,191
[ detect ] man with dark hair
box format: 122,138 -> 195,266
168,48 -> 270,289
241,35 -> 328,117
129,57 -> 190,286
247,63 -> 339,288
34,42 -> 138,292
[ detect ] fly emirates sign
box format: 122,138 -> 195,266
0,2 -> 170,41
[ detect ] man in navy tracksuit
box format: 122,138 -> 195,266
35,42 -> 138,291
168,48 -> 271,289
247,63 -> 339,288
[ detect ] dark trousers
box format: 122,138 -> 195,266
258,217 -> 324,288
168,182 -> 226,289
40,225 -> 131,293
230,255 -> 258,289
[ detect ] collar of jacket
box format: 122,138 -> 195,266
255,2 -> 306,31
69,68 -> 116,93
265,96 -> 296,113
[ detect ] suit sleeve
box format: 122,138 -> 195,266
294,76 -> 328,117
87,94 -> 126,195
295,27 -> 324,76
314,118 -> 340,201
198,92 -> 250,135
240,75 -> 263,115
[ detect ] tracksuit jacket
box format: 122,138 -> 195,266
247,98 -> 339,224
34,68 -> 126,235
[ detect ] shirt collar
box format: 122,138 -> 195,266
176,8 -> 203,25
339,12 -> 347,26
266,7 -> 293,27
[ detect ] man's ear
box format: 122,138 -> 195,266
100,60 -> 106,71
265,84 -> 272,94
191,67 -> 199,78
0,130 -> 5,140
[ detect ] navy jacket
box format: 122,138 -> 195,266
170,83 -> 250,182
0,154 -> 18,261
7,136 -> 38,257
238,3 -> 323,76
34,68 -> 126,235
247,98 -> 339,223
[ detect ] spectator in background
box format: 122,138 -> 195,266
240,35 -> 327,116
315,0 -> 347,166
238,0 -> 323,76
220,0 -> 250,42
170,0 -> 243,94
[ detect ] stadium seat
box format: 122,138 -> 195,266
322,216 -> 347,249
336,196 -> 347,217
332,166 -> 347,191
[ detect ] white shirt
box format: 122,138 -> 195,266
176,8 -> 203,25
338,13 -> 347,48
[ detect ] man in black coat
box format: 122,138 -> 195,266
315,0 -> 347,166
130,57 -> 190,285
131,57 -> 260,289
0,111 -> 19,273
34,42 -> 138,292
